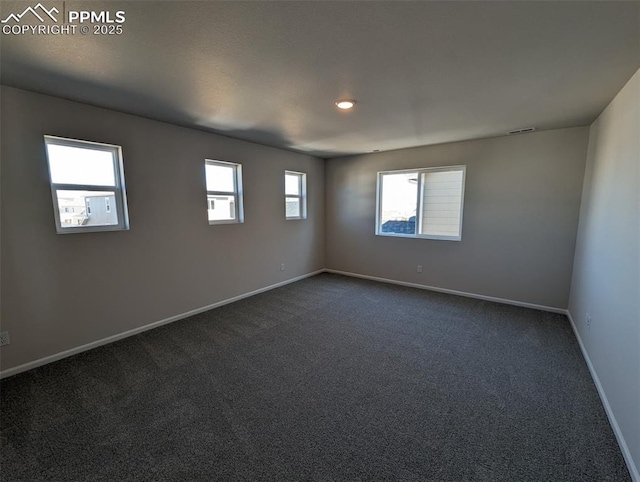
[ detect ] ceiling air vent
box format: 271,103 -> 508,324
506,127 -> 536,135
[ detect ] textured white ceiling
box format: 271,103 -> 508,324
1,1 -> 638,158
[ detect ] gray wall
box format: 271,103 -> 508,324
325,127 -> 589,309
568,69 -> 639,478
0,86 -> 325,371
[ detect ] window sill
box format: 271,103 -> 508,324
375,232 -> 461,242
208,220 -> 243,225
55,225 -> 129,234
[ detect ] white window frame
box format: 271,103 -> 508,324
284,170 -> 307,220
375,165 -> 466,241
44,135 -> 130,234
205,159 -> 244,225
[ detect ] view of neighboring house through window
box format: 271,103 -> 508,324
205,159 -> 244,224
376,166 -> 466,241
44,136 -> 130,234
285,171 -> 307,220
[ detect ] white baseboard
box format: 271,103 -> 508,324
325,269 -> 567,314
566,311 -> 639,482
0,270 -> 325,380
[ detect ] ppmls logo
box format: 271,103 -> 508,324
2,3 -> 126,36
1,3 -> 59,23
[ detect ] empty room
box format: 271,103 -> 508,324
1,1 -> 638,480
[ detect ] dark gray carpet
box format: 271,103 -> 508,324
0,273 -> 630,481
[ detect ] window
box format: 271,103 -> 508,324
285,171 -> 307,220
205,160 -> 244,224
376,166 -> 466,241
44,136 -> 129,234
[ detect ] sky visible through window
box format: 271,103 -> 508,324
285,173 -> 300,195
381,172 -> 418,222
47,144 -> 116,186
205,163 -> 234,192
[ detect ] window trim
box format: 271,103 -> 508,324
205,159 -> 244,225
375,165 -> 466,241
284,170 -> 307,220
44,135 -> 130,234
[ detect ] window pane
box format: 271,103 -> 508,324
286,197 -> 301,218
380,173 -> 418,235
285,173 -> 300,195
56,190 -> 117,228
419,170 -> 463,237
205,164 -> 235,192
47,144 -> 116,186
207,194 -> 236,222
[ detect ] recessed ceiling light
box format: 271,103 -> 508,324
335,99 -> 356,110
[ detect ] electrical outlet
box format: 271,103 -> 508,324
280,263 -> 285,271
586,313 -> 591,331
0,331 -> 10,347
417,265 -> 423,273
